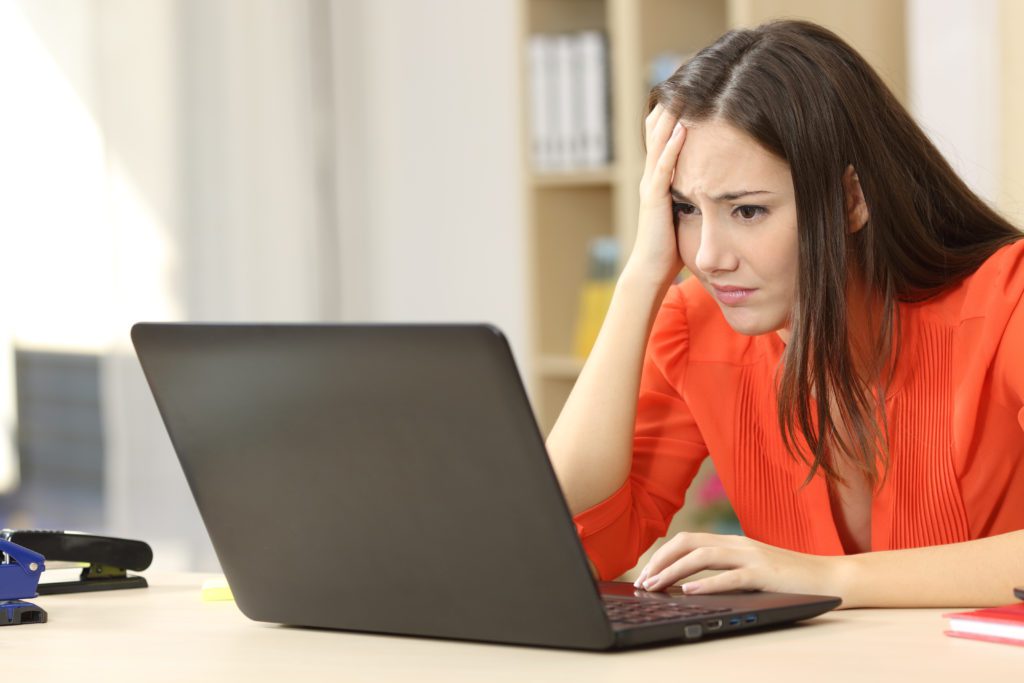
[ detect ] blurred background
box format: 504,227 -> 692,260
0,0 -> 1021,576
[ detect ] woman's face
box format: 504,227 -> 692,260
671,119 -> 799,340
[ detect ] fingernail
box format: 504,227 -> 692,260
642,574 -> 660,590
634,568 -> 649,588
682,582 -> 701,594
671,122 -> 682,137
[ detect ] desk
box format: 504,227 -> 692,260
5,574 -> 1021,680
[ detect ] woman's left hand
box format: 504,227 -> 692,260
634,532 -> 846,600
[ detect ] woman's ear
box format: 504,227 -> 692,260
843,165 -> 870,233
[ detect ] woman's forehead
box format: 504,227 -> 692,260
672,119 -> 792,200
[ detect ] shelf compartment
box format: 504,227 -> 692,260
532,166 -> 616,188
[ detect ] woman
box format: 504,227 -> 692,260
547,20 -> 1024,608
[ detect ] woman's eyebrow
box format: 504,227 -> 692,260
670,187 -> 774,202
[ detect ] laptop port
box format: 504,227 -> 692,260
728,616 -> 741,626
744,614 -> 758,624
706,619 -> 723,630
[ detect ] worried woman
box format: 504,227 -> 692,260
547,20 -> 1024,608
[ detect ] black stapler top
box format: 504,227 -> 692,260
0,530 -> 153,595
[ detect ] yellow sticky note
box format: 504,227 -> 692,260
201,577 -> 234,602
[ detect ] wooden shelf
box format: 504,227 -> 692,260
521,0 -> 729,435
531,167 -> 616,188
537,354 -> 585,378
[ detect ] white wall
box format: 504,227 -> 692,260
102,0 -> 528,570
95,0 -> 208,571
332,0 -> 528,372
907,0 -> 1000,203
999,0 -> 1024,224
99,0 -> 364,571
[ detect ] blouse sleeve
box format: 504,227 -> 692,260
991,263 -> 1024,433
973,240 -> 1024,435
571,284 -> 709,580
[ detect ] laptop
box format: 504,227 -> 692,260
131,323 -> 840,650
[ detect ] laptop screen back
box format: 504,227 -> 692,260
132,323 -> 613,649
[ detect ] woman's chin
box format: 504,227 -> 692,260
720,308 -> 785,337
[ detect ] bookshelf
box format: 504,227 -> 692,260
520,0 -> 729,435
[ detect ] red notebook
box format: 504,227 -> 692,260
944,602 -> 1024,646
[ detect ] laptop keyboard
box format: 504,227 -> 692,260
602,598 -> 732,626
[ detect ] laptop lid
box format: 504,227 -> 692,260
132,323 -> 616,649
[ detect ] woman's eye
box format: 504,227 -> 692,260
735,205 -> 766,221
672,202 -> 698,217
671,202 -> 698,228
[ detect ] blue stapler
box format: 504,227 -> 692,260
0,538 -> 48,626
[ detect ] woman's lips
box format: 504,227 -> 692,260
711,285 -> 756,306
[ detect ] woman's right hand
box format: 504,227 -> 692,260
546,106 -> 688,520
624,104 -> 687,286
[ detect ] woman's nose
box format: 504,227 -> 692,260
693,218 -> 739,275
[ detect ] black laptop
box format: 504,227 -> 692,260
131,323 -> 840,650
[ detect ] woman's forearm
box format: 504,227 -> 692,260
545,266 -> 673,516
836,529 -> 1024,608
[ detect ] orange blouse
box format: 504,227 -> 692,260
573,240 -> 1024,581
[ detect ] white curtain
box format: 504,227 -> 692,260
1,0 -> 337,569
99,0 -> 338,570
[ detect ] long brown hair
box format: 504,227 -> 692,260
648,20 -> 1022,487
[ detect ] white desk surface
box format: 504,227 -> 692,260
4,573 -> 1021,681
